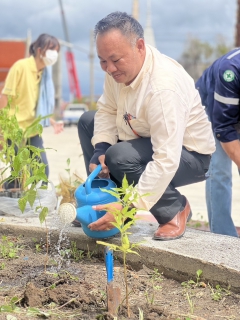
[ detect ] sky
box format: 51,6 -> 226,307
0,0 -> 237,101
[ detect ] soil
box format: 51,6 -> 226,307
0,235 -> 240,320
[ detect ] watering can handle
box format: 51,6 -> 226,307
85,164 -> 102,195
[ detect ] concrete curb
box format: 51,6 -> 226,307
1,216 -> 240,292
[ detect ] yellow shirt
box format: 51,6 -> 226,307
2,56 -> 42,130
93,45 -> 216,211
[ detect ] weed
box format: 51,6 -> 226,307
208,283 -> 231,301
70,241 -> 85,261
181,269 -> 204,288
0,296 -> 21,313
86,244 -> 95,259
60,248 -> 71,259
145,268 -> 163,305
196,269 -> 203,285
0,236 -> 21,259
35,243 -> 42,253
0,263 -> 5,270
186,291 -> 194,314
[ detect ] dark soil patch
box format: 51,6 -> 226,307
0,235 -> 240,320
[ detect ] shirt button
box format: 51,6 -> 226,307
217,134 -> 220,137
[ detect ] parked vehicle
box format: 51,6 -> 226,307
63,103 -> 88,126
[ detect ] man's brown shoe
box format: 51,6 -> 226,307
153,199 -> 192,240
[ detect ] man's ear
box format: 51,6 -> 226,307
136,38 -> 145,54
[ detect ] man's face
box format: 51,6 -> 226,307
96,29 -> 145,86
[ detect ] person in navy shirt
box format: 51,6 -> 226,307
196,48 -> 240,237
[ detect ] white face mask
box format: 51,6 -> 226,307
42,49 -> 58,66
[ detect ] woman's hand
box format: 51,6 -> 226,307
50,118 -> 64,134
88,202 -> 123,231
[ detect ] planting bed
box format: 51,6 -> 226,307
0,235 -> 240,320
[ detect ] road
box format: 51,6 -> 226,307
42,126 -> 240,226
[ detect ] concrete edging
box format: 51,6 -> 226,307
1,217 -> 240,292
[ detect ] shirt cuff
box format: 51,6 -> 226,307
90,142 -> 111,165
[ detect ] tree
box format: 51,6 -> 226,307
179,35 -> 233,81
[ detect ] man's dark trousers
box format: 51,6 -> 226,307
78,111 -> 211,225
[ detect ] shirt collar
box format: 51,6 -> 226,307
128,44 -> 153,90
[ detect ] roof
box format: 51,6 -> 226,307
0,40 -> 26,82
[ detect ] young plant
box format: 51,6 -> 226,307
208,283 -> 231,301
70,241 -> 85,261
181,269 -> 205,288
97,175 -> 148,317
145,268 -> 163,305
0,99 -> 51,224
0,235 -> 21,259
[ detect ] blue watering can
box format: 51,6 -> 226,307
58,164 -> 120,239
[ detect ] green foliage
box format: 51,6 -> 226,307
208,283 -> 231,301
70,241 -> 85,261
0,236 -> 21,259
181,269 -> 204,288
0,296 -> 21,313
0,98 -> 50,224
179,35 -> 232,81
97,174 -> 148,254
97,175 -> 148,317
145,268 -> 163,305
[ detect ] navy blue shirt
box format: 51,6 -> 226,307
196,48 -> 240,143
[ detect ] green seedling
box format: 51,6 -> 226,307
181,270 -> 204,317
0,296 -> 21,313
32,238 -> 43,253
0,262 -> 5,270
145,268 -> 163,305
186,291 -> 194,315
0,99 -> 51,225
70,241 -> 85,261
0,236 -> 21,259
60,248 -> 71,259
35,243 -> 42,253
208,283 -> 231,301
97,174 -> 149,318
196,269 -> 203,285
86,244 -> 95,259
181,269 -> 204,288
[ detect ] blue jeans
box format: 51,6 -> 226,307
206,136 -> 238,237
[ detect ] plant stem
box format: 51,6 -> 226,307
123,249 -> 130,317
44,220 -> 49,272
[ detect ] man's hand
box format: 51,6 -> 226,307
88,202 -> 123,231
89,155 -> 110,178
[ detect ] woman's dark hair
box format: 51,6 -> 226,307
29,34 -> 60,56
94,11 -> 144,45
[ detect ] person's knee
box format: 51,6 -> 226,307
78,111 -> 95,139
105,143 -> 129,171
78,111 -> 91,130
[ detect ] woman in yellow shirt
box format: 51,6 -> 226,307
0,33 -> 63,188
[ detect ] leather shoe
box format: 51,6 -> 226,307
153,198 -> 192,241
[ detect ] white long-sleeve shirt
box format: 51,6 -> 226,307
92,45 -> 216,211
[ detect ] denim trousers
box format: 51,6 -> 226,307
78,111 -> 211,225
206,135 -> 238,237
